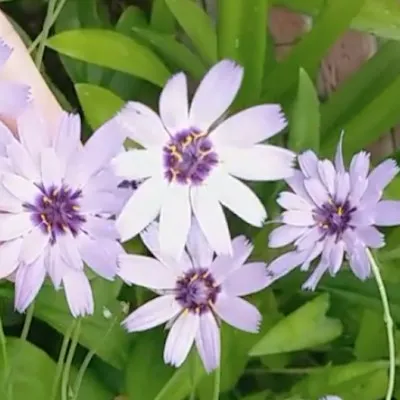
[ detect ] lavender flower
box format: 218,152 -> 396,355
267,135 -> 400,289
0,107 -> 125,316
112,59 -> 295,259
119,220 -> 267,372
319,396 -> 342,400
0,41 -> 30,115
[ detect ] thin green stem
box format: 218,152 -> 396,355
20,303 -> 35,341
34,0 -> 59,67
28,0 -> 68,54
366,249 -> 396,400
189,353 -> 197,400
0,317 -> 11,399
211,366 -> 220,400
71,317 -> 117,400
61,319 -> 81,400
50,321 -> 75,400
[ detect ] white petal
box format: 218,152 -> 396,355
282,210 -> 315,226
19,225 -> 49,265
116,177 -> 167,242
2,172 -> 41,203
269,225 -> 307,248
116,101 -> 169,147
122,295 -> 181,332
164,311 -> 199,368
210,104 -> 287,146
159,184 -> 191,259
41,148 -> 62,189
57,231 -> 83,270
0,238 -> 23,279
277,191 -> 313,211
186,217 -> 214,267
0,183 -> 23,213
317,160 -> 336,195
111,148 -> 162,180
46,242 -> 65,289
7,141 -> 40,181
118,254 -> 177,289
189,60 -> 243,132
219,144 -> 295,181
0,213 -> 33,241
159,72 -> 189,133
303,178 -> 330,208
208,170 -> 266,227
191,185 -> 231,255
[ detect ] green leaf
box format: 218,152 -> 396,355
34,279 -> 130,369
70,366 -> 114,399
272,0 -> 400,41
47,29 -> 171,87
290,361 -> 387,400
288,68 -> 320,152
116,5 -> 147,31
249,294 -> 343,356
0,338 -> 56,399
151,0 -> 176,34
75,83 -> 125,130
133,28 -> 207,80
261,0 -> 366,102
165,0 -> 218,65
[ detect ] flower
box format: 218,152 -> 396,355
0,40 -> 30,115
319,396 -> 342,400
119,220 -> 267,372
266,135 -> 400,290
112,59 -> 295,259
0,107 -> 126,316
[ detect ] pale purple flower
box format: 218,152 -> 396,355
319,396 -> 342,400
112,59 -> 295,259
0,107 -> 125,316
119,220 -> 266,372
0,41 -> 30,115
267,135 -> 400,289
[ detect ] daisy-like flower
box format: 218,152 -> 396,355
266,135 -> 400,290
112,59 -> 295,259
0,40 -> 30,115
0,107 -> 125,316
119,220 -> 267,372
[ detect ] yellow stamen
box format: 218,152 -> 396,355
181,135 -> 193,148
195,307 -> 201,314
182,308 -> 189,316
62,224 -> 69,232
72,205 -> 80,211
337,206 -> 343,216
189,274 -> 198,283
42,196 -> 51,204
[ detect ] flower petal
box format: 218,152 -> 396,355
0,238 -> 23,279
0,81 -> 30,116
223,262 -> 267,296
41,148 -> 62,189
0,120 -> 15,156
219,144 -> 294,181
19,225 -> 49,265
269,225 -> 307,248
46,242 -> 65,289
0,40 -> 12,66
210,235 -> 253,282
335,172 -> 350,204
111,148 -> 162,180
303,178 -> 329,208
195,313 -> 220,373
116,101 -> 169,147
116,177 -> 167,242
2,172 -> 41,203
83,216 -> 119,240
208,170 -> 266,227
295,226 -> 323,251
317,160 -> 336,195
343,230 -> 370,280
277,191 -> 312,211
210,104 -> 287,146
334,132 -> 345,173
329,241 -> 345,275
298,150 -> 319,178
15,254 -> 46,313
282,210 -> 315,226
164,311 -> 199,368
0,183 -> 23,213
159,184 -> 191,259
286,170 -> 312,202
191,185 -> 231,255
78,234 -> 120,279
122,295 -> 181,332
189,60 -> 243,132
118,254 -> 177,289
373,200 -> 400,226
354,226 -> 384,248
214,294 -> 261,333
159,72 -> 189,133
302,259 -> 329,291
0,213 -> 33,241
349,151 -> 370,186
57,231 -> 83,270
186,217 -> 214,267
350,209 -> 374,227
63,269 -> 94,317
7,141 -> 40,181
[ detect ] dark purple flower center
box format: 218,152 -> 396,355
163,129 -> 218,185
118,179 -> 141,190
175,268 -> 220,314
314,200 -> 355,237
24,184 -> 86,243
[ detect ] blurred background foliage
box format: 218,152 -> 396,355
2,0 -> 400,399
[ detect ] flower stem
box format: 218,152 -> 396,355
71,317 -> 117,400
61,319 -> 81,400
50,321 -> 75,400
366,249 -> 396,400
189,353 -> 197,400
0,317 -> 11,399
212,366 -> 220,400
20,303 -> 35,341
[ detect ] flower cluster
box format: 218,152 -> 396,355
1,40 -> 400,376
